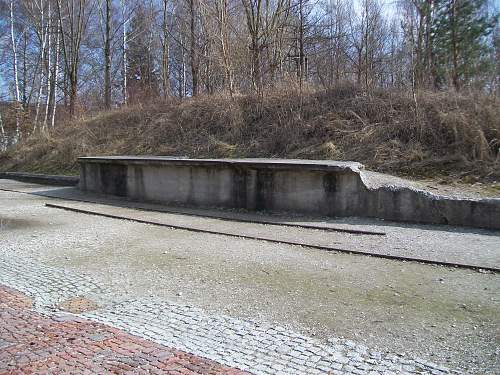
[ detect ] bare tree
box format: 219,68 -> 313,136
188,0 -> 200,96
241,0 -> 291,92
121,0 -> 128,105
0,0 -> 498,139
51,18 -> 61,128
214,0 -> 234,95
56,0 -> 93,116
0,111 -> 6,151
161,0 -> 170,98
103,0 -> 112,109
43,0 -> 53,130
10,0 -> 21,139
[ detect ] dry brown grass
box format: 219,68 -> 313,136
1,85 -> 499,180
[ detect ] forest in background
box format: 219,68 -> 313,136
0,0 -> 499,181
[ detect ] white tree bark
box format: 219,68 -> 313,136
161,0 -> 170,98
51,19 -> 61,128
121,0 -> 128,105
43,1 -> 52,130
34,0 -> 48,130
10,0 -> 21,140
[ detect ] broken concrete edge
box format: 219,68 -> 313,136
358,172 -> 500,203
358,168 -> 499,229
77,156 -> 500,230
0,172 -> 79,186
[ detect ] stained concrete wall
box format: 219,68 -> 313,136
78,157 -> 500,230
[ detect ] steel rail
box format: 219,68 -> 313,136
44,202 -> 499,273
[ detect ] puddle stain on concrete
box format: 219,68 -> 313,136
0,217 -> 43,231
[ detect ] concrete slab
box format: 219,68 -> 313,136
78,157 -> 500,229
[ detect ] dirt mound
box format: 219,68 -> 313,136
1,86 -> 499,181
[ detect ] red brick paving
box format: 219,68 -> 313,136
0,286 -> 247,374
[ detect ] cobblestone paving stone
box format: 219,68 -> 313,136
0,285 -> 246,374
83,300 -> 458,375
0,252 -> 461,374
0,255 -> 100,313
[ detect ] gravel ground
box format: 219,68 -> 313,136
45,199 -> 500,270
0,183 -> 499,373
2,179 -> 499,269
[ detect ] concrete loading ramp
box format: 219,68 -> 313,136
78,156 -> 500,230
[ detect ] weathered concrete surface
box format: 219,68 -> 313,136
78,157 -> 500,229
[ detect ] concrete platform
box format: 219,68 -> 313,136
78,156 -> 500,230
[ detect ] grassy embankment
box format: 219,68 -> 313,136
1,86 -> 499,188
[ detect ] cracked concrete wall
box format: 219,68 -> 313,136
78,157 -> 500,230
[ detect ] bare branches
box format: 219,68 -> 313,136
0,0 -> 497,145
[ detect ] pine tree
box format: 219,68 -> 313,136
432,0 -> 498,90
126,5 -> 160,101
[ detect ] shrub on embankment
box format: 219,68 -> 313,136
1,86 -> 499,181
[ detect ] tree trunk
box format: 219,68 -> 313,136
104,0 -> 112,109
22,32 -> 28,105
121,0 -> 128,105
450,0 -> 459,91
162,0 -> 170,99
189,0 -> 199,96
10,0 -> 21,140
43,1 -> 53,130
51,20 -> 61,128
216,0 -> 234,96
251,38 -> 261,92
34,11 -> 49,130
69,72 -> 78,116
0,112 -> 6,151
180,30 -> 187,98
298,0 -> 305,83
56,0 -> 89,117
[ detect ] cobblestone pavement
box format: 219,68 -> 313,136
0,285 -> 246,374
0,254 -> 458,375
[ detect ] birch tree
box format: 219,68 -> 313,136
10,0 -> 21,139
161,0 -> 170,98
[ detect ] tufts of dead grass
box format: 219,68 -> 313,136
1,86 -> 499,181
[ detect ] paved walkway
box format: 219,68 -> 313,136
0,286 -> 245,374
0,256 -> 456,374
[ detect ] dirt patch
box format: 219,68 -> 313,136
58,296 -> 99,313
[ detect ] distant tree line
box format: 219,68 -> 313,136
0,0 -> 498,145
